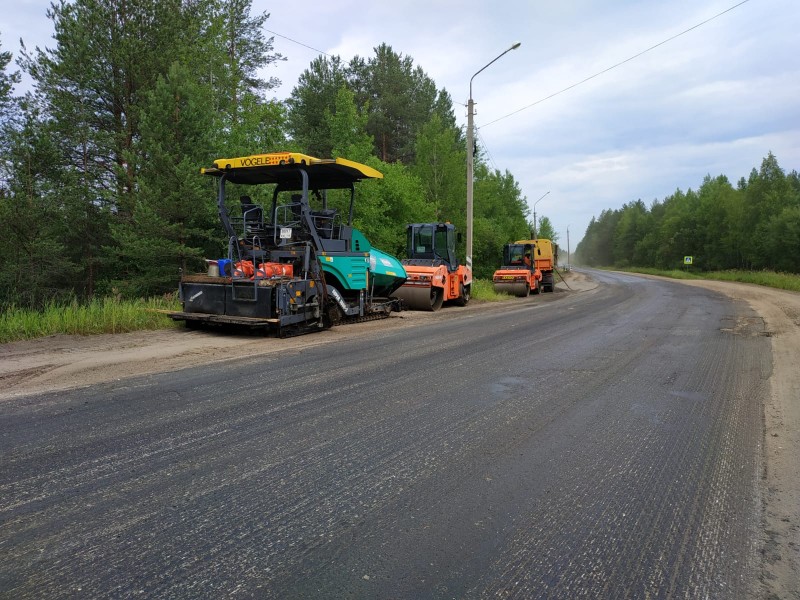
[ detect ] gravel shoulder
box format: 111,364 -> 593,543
1,269 -> 796,596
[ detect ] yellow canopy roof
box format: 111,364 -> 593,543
201,152 -> 383,188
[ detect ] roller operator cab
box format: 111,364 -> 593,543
391,222 -> 472,311
167,152 -> 407,336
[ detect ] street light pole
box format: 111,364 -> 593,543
567,225 -> 570,269
466,41 -> 521,271
531,190 -> 550,239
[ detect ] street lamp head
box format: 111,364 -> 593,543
470,41 -> 523,96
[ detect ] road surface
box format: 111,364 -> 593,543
0,270 -> 794,598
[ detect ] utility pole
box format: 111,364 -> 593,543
567,225 -> 570,269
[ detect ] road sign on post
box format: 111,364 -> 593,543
684,256 -> 693,265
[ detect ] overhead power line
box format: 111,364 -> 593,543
265,29 -> 332,58
476,129 -> 499,171
480,0 -> 751,129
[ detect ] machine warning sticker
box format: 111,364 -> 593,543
280,227 -> 292,239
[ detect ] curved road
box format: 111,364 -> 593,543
0,270 -> 770,598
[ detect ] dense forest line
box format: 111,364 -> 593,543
0,0 -> 556,310
575,152 -> 800,272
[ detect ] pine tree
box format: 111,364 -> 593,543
205,0 -> 285,151
21,0 -> 203,211
353,43 -> 444,164
0,100 -> 84,308
287,45 -> 456,164
110,62 -> 217,296
15,0 -> 285,300
0,33 -> 20,127
286,55 -> 348,156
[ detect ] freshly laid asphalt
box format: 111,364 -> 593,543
0,270 -> 769,598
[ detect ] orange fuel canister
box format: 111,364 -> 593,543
256,262 -> 294,278
233,260 -> 255,278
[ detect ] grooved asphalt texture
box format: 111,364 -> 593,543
0,270 -> 768,598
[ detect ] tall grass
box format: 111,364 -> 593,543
471,278 -> 514,302
703,270 -> 800,291
0,295 -> 181,344
616,267 -> 800,292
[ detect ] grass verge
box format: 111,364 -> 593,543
0,296 -> 181,344
1,281 -> 515,344
471,278 -> 513,302
614,267 -> 800,292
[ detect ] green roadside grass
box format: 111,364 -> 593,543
1,280 -> 513,344
0,296 -> 181,344
471,278 -> 513,302
472,268 -> 568,301
610,267 -> 800,293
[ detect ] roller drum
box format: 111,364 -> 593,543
392,285 -> 444,311
493,282 -> 530,297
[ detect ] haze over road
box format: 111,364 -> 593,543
0,271 -> 775,598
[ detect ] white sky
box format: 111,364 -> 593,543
3,0 -> 799,250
